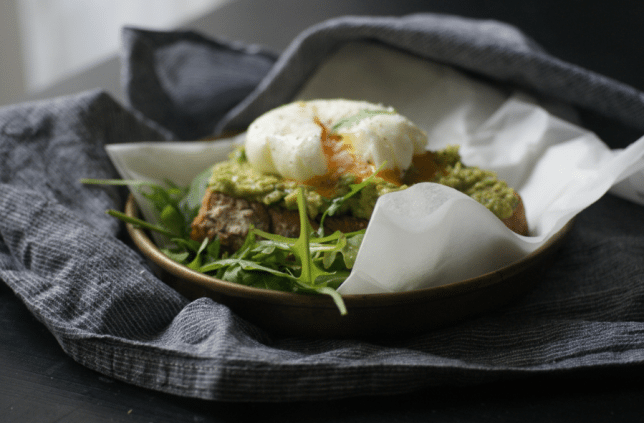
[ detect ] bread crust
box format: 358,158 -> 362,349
190,190 -> 271,251
502,192 -> 529,236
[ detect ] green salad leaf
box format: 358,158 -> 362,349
317,162 -> 387,236
82,176 -> 367,315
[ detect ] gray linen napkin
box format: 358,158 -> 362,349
1,14 -> 644,402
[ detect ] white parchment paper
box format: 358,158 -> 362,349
106,42 -> 644,295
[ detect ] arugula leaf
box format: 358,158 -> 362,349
80,178 -> 157,187
160,204 -> 186,236
161,248 -> 190,263
340,233 -> 363,269
178,165 -> 213,220
186,237 -> 209,270
292,188 -> 333,285
205,237 -> 221,263
105,209 -> 177,239
83,178 -> 192,238
171,237 -> 203,254
83,177 -> 359,315
317,162 -> 387,235
200,257 -> 293,279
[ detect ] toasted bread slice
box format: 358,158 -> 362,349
191,188 -> 529,251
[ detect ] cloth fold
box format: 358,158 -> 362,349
209,14 -> 644,137
1,13 -> 644,402
121,27 -> 277,140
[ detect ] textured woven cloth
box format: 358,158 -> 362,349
2,14 -> 644,402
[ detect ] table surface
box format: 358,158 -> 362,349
4,0 -> 644,421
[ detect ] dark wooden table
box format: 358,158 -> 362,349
3,0 -> 644,421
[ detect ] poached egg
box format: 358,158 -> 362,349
245,100 -> 428,193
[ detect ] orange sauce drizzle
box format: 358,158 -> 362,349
304,118 -> 408,198
402,151 -> 440,185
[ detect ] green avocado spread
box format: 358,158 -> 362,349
208,146 -> 518,220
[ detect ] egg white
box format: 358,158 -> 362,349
245,99 -> 428,182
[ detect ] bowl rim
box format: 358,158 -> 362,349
125,194 -> 574,309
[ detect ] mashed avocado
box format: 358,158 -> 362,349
208,146 -> 517,220
430,145 -> 518,219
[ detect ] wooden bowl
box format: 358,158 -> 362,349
125,194 -> 573,339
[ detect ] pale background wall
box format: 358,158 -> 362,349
0,1 -> 27,106
0,0 -> 229,107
